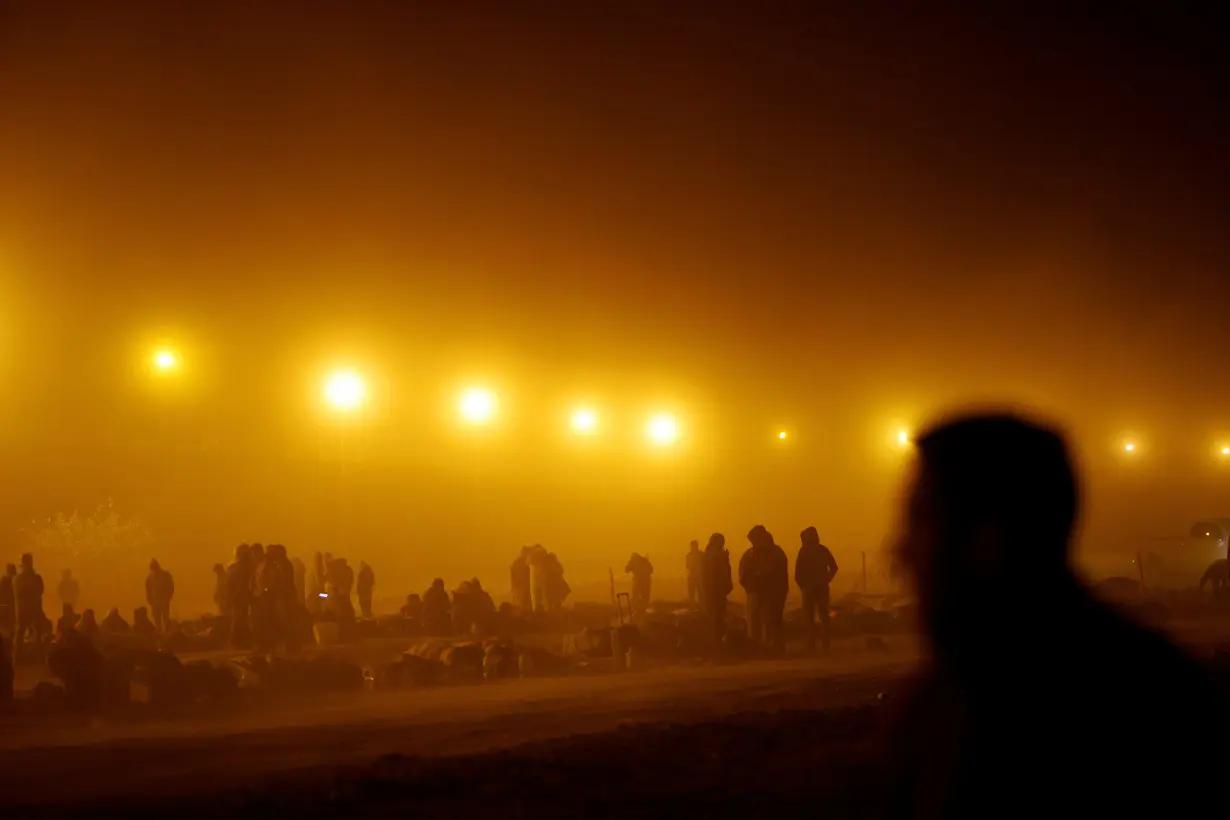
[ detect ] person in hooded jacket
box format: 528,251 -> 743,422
701,533 -> 733,646
795,526 -> 839,652
422,578 -> 452,635
739,526 -> 788,651
145,559 -> 175,634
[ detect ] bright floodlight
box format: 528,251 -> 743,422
778,431 -> 788,440
646,413 -> 678,445
460,387 -> 497,425
1124,442 -> 1135,452
571,408 -> 598,434
323,370 -> 367,412
1221,446 -> 1230,456
153,349 -> 178,371
897,429 -> 910,446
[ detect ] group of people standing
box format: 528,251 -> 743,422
685,525 -> 838,653
509,545 -> 571,615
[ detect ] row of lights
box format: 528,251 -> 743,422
154,349 -> 695,446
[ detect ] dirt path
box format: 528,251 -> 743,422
2,646 -> 917,811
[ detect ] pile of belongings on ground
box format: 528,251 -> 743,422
373,638 -> 571,690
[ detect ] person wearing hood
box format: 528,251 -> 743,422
78,608 -> 99,640
422,578 -> 452,635
738,526 -> 788,651
14,553 -> 47,651
145,559 -> 175,634
510,548 -> 532,613
625,553 -> 654,618
356,561 -> 375,618
795,526 -> 839,653
58,569 -> 81,610
101,607 -> 130,635
132,606 -> 157,639
700,533 -> 734,646
225,544 -> 254,647
253,543 -> 295,650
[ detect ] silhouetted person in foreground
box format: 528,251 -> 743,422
0,564 -> 15,641
888,413 -> 1230,819
739,526 -> 788,652
357,561 -> 375,618
14,553 -> 46,652
145,559 -> 174,634
700,533 -> 733,646
101,607 -> 130,635
625,553 -> 654,618
58,569 -> 80,610
78,608 -> 99,640
685,540 -> 703,606
795,526 -> 838,653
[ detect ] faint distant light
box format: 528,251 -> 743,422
570,408 -> 598,434
647,413 -> 678,445
323,370 -> 367,412
152,349 -> 178,371
460,387 -> 498,425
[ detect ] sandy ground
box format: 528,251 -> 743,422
2,638 -> 917,815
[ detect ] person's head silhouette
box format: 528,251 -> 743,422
896,413 -> 1079,663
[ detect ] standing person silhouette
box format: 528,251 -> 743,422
888,412 -> 1228,818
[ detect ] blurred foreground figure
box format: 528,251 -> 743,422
145,559 -> 174,634
685,541 -> 703,606
357,561 -> 375,618
888,413 -> 1229,818
739,527 -> 788,652
57,569 -> 80,610
625,553 -> 654,618
795,527 -> 838,653
700,533 -> 733,646
1200,558 -> 1228,603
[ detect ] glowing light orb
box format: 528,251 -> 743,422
778,431 -> 788,440
897,429 -> 910,446
460,387 -> 498,424
646,413 -> 678,445
323,370 -> 367,411
152,349 -> 178,371
1124,443 -> 1135,452
570,408 -> 598,434
1222,447 -> 1229,456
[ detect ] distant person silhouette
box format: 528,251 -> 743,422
888,412 -> 1229,818
510,547 -> 532,613
145,559 -> 174,634
14,553 -> 46,652
625,553 -> 654,617
685,540 -> 703,606
700,533 -> 733,646
795,526 -> 838,653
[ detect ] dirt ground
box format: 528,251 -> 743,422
2,637 -> 916,817
4,618 -> 1228,818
